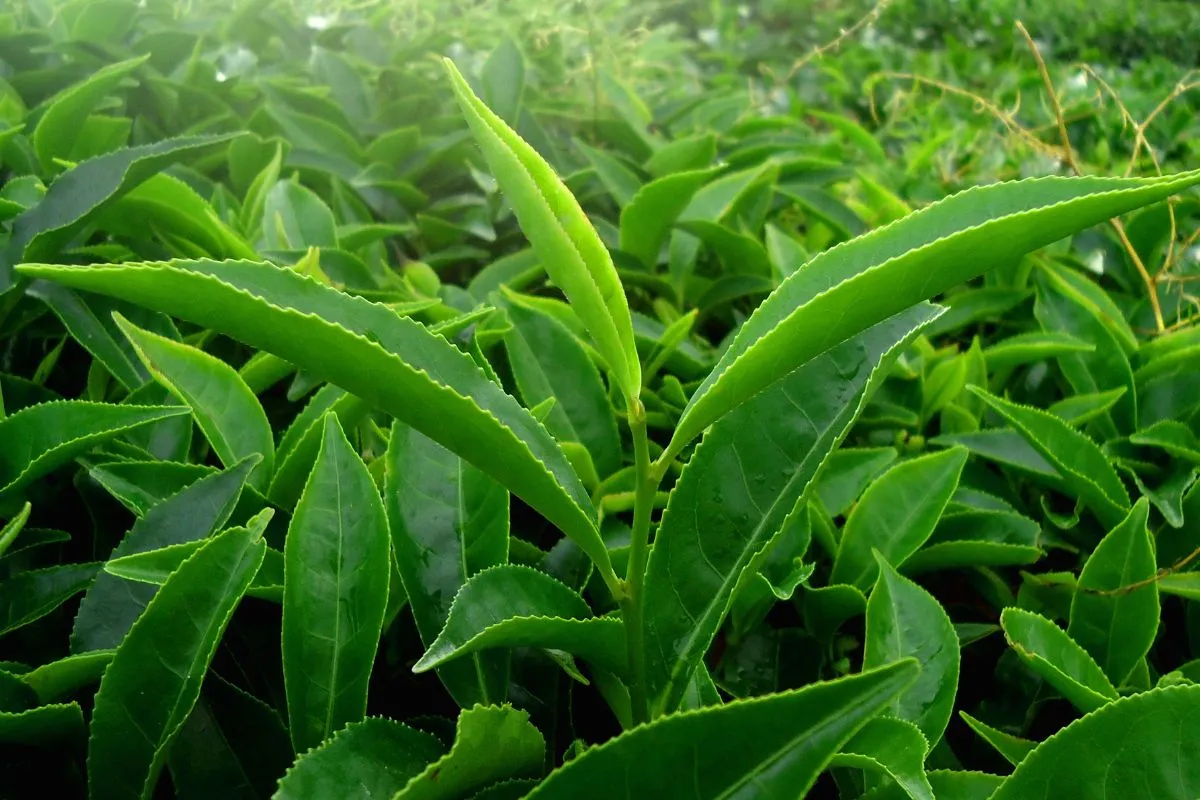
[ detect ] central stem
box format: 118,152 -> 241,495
622,396 -> 655,726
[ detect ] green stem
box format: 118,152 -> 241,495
622,397 -> 655,726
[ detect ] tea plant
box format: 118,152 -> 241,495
1,0 -> 1200,798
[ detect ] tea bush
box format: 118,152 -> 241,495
1,0 -> 1199,798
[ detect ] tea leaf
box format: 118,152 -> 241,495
386,423 -> 510,707
1067,498 -> 1157,687
668,170 -> 1200,461
864,555 -> 959,745
971,387 -> 1129,527
644,304 -> 939,715
959,711 -> 1036,766
990,685 -> 1200,799
1034,264 -> 1136,437
87,524 -> 266,800
71,457 -> 256,652
2,134 -> 241,290
394,705 -> 545,800
860,771 -> 1004,800
0,562 -> 101,636
443,59 -> 640,401
904,509 -> 1042,573
415,565 -> 626,678
116,314 -> 274,492
0,400 -> 188,498
32,55 -> 148,172
17,259 -> 618,595
831,447 -> 967,590
274,717 -> 445,800
526,661 -> 919,799
20,651 -> 114,703
620,168 -> 720,269
503,297 -> 622,478
1000,608 -> 1118,713
832,717 -> 934,800
269,385 -> 369,508
283,415 -> 390,752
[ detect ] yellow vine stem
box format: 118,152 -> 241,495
789,0 -> 893,79
1015,21 -> 1166,333
864,72 -> 1064,161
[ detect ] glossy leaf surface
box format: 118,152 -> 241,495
443,60 -> 640,401
644,304 -> 939,714
274,718 -> 444,800
385,423 -> 510,707
1067,499 -> 1157,687
283,415 -> 390,752
991,686 -> 1200,799
864,556 -> 959,745
415,565 -> 626,677
87,525 -> 265,800
526,661 -> 919,799
18,258 -> 616,592
668,169 -> 1200,460
831,447 -> 967,590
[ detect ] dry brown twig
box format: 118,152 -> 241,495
865,72 -> 1063,160
789,0 -> 893,78
1015,20 -> 1167,333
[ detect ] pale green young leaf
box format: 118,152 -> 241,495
442,58 -> 640,401
283,415 -> 390,753
115,314 -> 274,492
17,259 -> 617,596
666,169 -> 1200,462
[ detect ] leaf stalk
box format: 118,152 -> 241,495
622,396 -> 656,726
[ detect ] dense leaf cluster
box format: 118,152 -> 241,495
1,0 -> 1200,798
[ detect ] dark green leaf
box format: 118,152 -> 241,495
283,415 -> 390,752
